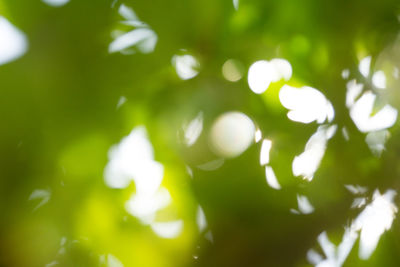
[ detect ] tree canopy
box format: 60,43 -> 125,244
1,0 -> 400,266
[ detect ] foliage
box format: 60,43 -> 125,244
1,0 -> 400,266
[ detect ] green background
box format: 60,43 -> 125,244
1,0 -> 400,266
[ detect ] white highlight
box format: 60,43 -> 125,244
307,249 -> 323,265
344,184 -> 367,195
45,261 -> 59,267
292,125 -> 336,181
359,56 -> 371,77
197,158 -> 224,171
129,159 -> 163,195
248,60 -> 272,94
310,229 -> 357,267
104,126 -> 182,238
341,127 -> 349,141
222,59 -> 243,82
297,195 -> 314,214
351,197 -> 367,209
346,80 -> 363,108
248,59 -> 292,94
107,254 -> 124,267
109,28 -> 157,54
104,127 -> 156,189
0,17 -> 28,66
279,85 -> 334,124
42,0 -> 69,7
309,189 -> 398,266
372,70 -> 386,89
183,112 -> 203,146
255,129 -> 262,143
260,139 -> 272,165
365,130 -> 389,156
186,165 -> 193,178
172,54 -> 199,80
352,189 -> 397,260
265,166 -> 281,190
233,0 -> 239,10
270,58 -> 293,81
349,91 -> 397,133
109,5 -> 157,54
116,96 -> 127,110
119,4 -> 138,21
197,206 -> 207,232
150,220 -> 183,239
209,111 -> 255,158
29,189 -> 51,211
341,69 -> 350,79
125,187 -> 171,224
